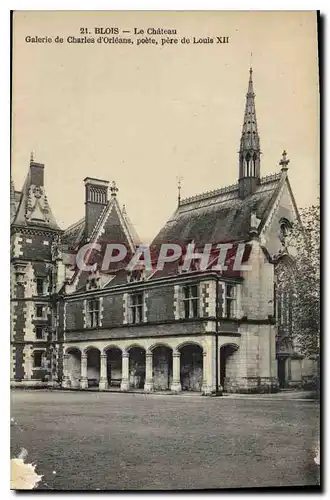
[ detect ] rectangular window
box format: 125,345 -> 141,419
225,284 -> 236,318
36,305 -> 44,318
129,293 -> 144,324
182,284 -> 199,319
33,351 -> 43,368
36,278 -> 45,296
86,299 -> 100,328
35,326 -> 44,340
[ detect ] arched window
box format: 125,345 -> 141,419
245,152 -> 251,177
252,153 -> 257,177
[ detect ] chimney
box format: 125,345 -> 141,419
30,160 -> 44,187
84,177 -> 109,240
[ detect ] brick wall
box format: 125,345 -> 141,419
146,286 -> 175,322
102,294 -> 125,326
65,300 -> 85,330
15,344 -> 24,380
17,233 -> 53,262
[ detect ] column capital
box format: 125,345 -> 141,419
100,353 -> 107,359
122,351 -> 129,358
146,352 -> 153,358
81,353 -> 87,360
173,351 -> 181,358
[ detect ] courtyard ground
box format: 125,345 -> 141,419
11,390 -> 320,490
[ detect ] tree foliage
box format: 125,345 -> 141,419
277,203 -> 320,359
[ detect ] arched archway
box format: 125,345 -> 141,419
128,346 -> 146,389
179,343 -> 203,392
220,344 -> 239,392
104,346 -> 122,388
86,347 -> 100,387
152,345 -> 173,391
66,347 -> 81,388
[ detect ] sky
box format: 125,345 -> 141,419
12,11 -> 319,242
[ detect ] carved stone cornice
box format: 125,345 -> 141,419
11,225 -> 63,237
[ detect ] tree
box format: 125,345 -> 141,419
277,203 -> 320,363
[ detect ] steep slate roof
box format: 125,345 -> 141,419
152,172 -> 284,248
122,205 -> 142,246
62,218 -> 85,249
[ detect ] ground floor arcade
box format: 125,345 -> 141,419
62,332 -> 279,394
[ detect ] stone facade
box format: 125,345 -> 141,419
10,69 -> 317,393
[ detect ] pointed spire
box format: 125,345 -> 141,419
30,151 -> 34,163
240,67 -> 259,152
238,67 -> 261,199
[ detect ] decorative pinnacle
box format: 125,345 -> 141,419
176,175 -> 183,205
247,66 -> 255,97
122,204 -> 127,215
110,180 -> 119,196
30,151 -> 34,163
279,150 -> 290,171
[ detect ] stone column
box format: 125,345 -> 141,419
202,350 -> 210,395
62,354 -> 70,388
99,354 -> 108,391
170,350 -> 181,392
120,351 -> 129,391
202,341 -> 216,395
80,354 -> 88,389
144,352 -> 153,392
23,346 -> 33,382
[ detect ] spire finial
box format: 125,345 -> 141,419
177,175 -> 183,205
122,204 -> 126,215
279,150 -> 290,171
30,151 -> 34,163
110,180 -> 119,196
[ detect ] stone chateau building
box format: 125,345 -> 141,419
10,69 -> 317,393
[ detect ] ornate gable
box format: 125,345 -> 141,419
11,156 -> 61,232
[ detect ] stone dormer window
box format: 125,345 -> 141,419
127,267 -> 145,283
86,299 -> 100,328
86,271 -> 100,291
178,240 -> 201,273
